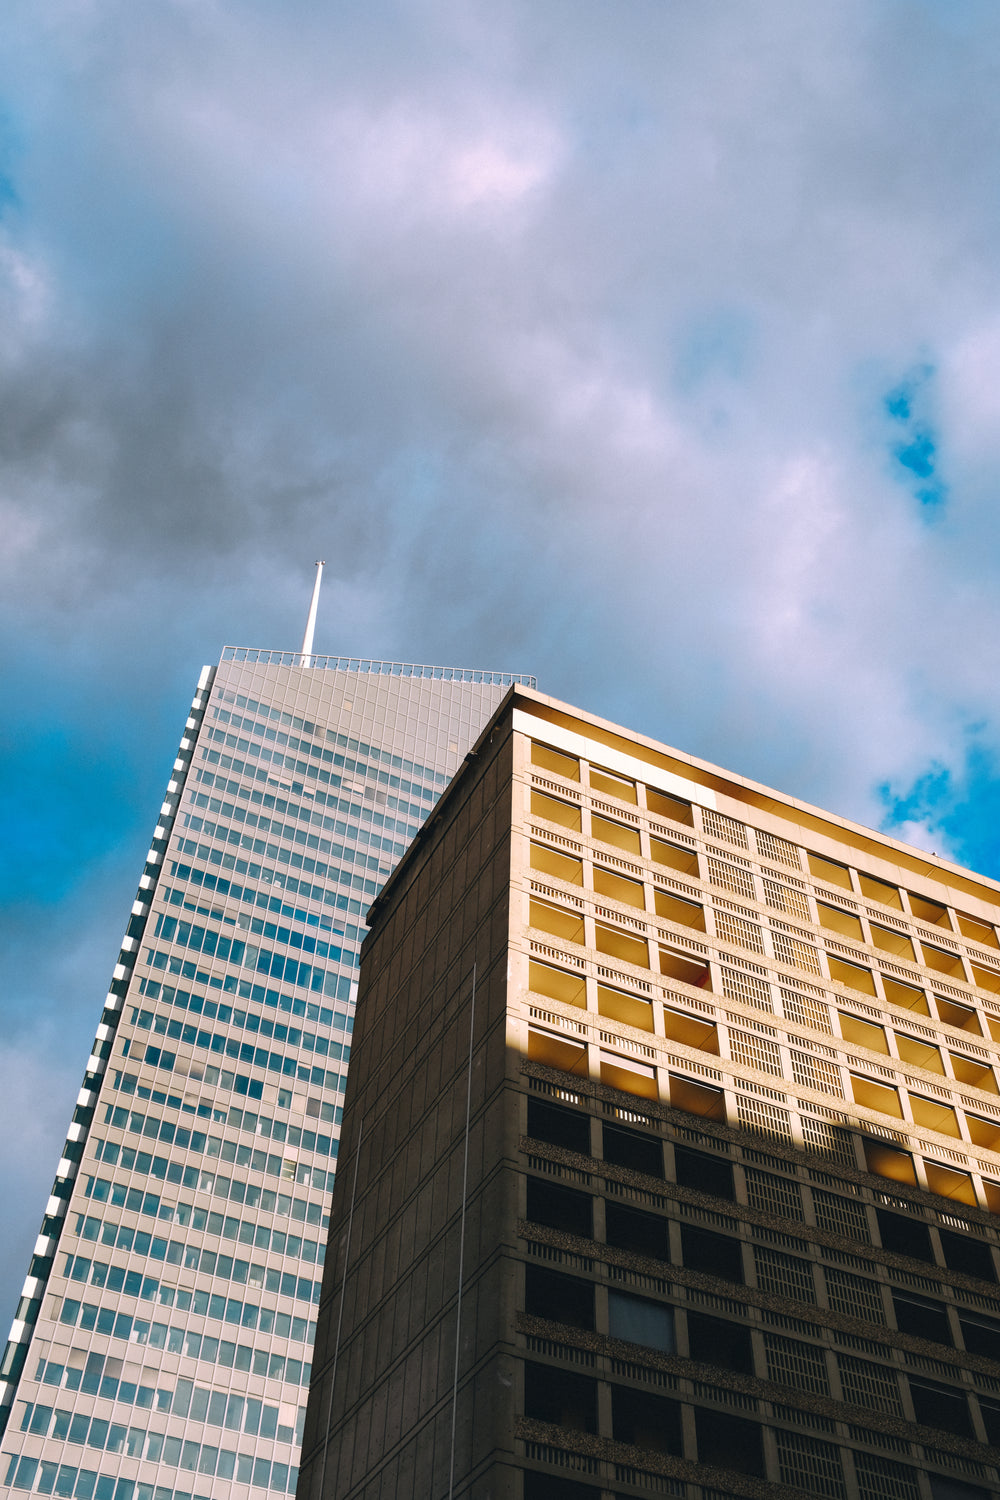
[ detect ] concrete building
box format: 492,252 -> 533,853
299,684 -> 1000,1500
1,642 -> 533,1500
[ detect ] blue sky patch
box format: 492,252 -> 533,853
883,363 -> 948,511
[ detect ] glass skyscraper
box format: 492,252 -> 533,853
1,645 -> 533,1500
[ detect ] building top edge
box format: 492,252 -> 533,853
219,646 -> 536,688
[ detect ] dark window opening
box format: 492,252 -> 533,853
603,1123 -> 664,1178
686,1312 -> 755,1375
672,1145 -> 734,1200
876,1209 -> 934,1263
694,1407 -> 765,1476
958,1312 -> 1000,1361
938,1227 -> 997,1283
525,1179 -> 593,1240
604,1201 -> 669,1261
892,1292 -> 954,1346
527,1098 -> 591,1156
680,1225 -> 744,1284
908,1377 -> 975,1438
523,1361 -> 598,1433
524,1265 -> 595,1332
611,1385 -> 683,1455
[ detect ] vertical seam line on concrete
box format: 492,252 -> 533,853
317,1112 -> 363,1498
448,963 -> 477,1500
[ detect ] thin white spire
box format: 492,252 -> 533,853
300,560 -> 325,666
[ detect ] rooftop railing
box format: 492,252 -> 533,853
221,647 -> 536,689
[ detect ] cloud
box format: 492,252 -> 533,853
5,0 -> 1000,1307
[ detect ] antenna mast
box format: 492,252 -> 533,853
300,560 -> 325,667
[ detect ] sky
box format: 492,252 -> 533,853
3,0 -> 1000,1323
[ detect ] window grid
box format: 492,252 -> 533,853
714,910 -> 766,955
824,1268 -> 886,1324
702,809 -> 750,849
763,1332 -> 830,1394
707,857 -> 756,902
764,879 -> 811,922
729,1030 -> 783,1077
781,986 -> 832,1033
791,1050 -> 844,1097
772,931 -> 822,975
720,967 -> 773,1012
737,1095 -> 792,1139
836,1353 -> 903,1414
745,1169 -> 804,1220
773,1428 -> 847,1499
756,830 -> 802,869
754,1246 -> 817,1302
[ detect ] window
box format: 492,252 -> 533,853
523,1361 -> 597,1433
859,873 -> 903,909
526,1098 -> 590,1156
956,911 -> 999,949
892,1292 -> 953,1346
851,1074 -> 902,1117
809,852 -> 853,890
659,948 -> 711,987
602,1123 -> 663,1178
934,996 -> 982,1034
883,976 -> 930,1014
672,1145 -> 734,1201
829,957 -> 877,996
922,944 -> 966,979
530,898 -> 585,945
669,1073 -> 725,1121
870,924 -> 916,961
895,1032 -> 943,1071
593,867 -> 644,909
610,1385 -> 682,1453
525,1179 -> 592,1239
662,1004 -> 719,1053
817,902 -> 864,941
862,1139 -> 917,1185
693,1407 -> 765,1475
594,921 -> 648,968
530,790 -> 582,831
604,1201 -> 669,1260
909,1095 -> 961,1138
908,892 -> 950,927
531,742 -> 580,780
938,1227 -> 996,1282
589,765 -> 637,804
686,1312 -> 754,1374
528,961 -> 586,1009
646,787 -> 693,826
530,842 -> 584,886
949,1052 -> 997,1092
924,1161 -> 977,1205
957,1310 -> 1000,1360
653,889 -> 706,930
608,1291 -> 674,1352
591,815 -> 641,856
875,1210 -> 933,1263
524,1265 -> 594,1331
649,837 -> 699,875
597,984 -> 654,1033
908,1377 -> 974,1437
680,1224 -> 744,1283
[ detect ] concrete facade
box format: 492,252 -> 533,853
300,685 -> 1000,1500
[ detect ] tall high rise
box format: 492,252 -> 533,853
1,643 -> 534,1500
301,684 -> 1000,1500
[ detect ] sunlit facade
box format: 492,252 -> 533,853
301,684 -> 1000,1500
0,647 -> 533,1499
